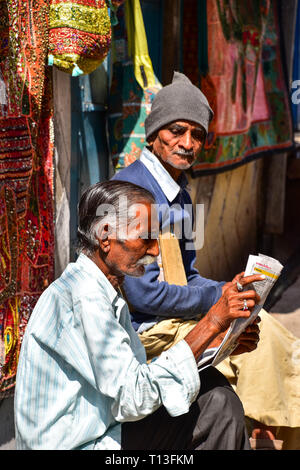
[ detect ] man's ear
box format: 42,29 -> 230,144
147,137 -> 153,148
147,131 -> 158,149
97,224 -> 111,253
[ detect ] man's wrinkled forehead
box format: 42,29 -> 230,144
164,120 -> 205,131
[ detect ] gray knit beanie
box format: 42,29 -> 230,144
145,71 -> 214,141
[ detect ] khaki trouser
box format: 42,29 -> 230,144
139,310 -> 300,449
139,317 -> 198,362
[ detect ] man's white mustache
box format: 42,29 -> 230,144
173,150 -> 194,158
136,255 -> 157,266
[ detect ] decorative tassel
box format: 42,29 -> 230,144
72,63 -> 84,77
48,54 -> 54,66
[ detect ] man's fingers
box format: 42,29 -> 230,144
238,332 -> 260,342
233,289 -> 260,303
244,321 -> 260,331
241,274 -> 265,286
239,299 -> 255,310
231,317 -> 261,355
231,340 -> 259,355
237,337 -> 259,347
252,316 -> 261,324
238,326 -> 260,343
243,318 -> 260,331
231,272 -> 245,283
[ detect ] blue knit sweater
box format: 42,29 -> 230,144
112,157 -> 224,331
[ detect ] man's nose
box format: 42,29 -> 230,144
180,131 -> 193,150
147,239 -> 159,257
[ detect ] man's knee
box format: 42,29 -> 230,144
208,385 -> 245,422
197,367 -> 245,425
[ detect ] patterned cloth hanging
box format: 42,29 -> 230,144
0,0 -> 54,398
110,0 -> 125,6
182,0 -> 293,176
108,1 -> 161,170
48,0 -> 112,76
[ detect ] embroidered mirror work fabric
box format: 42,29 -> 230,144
48,0 -> 112,76
0,0 -> 54,397
183,0 -> 293,175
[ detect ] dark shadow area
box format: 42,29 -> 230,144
265,149 -> 300,311
0,397 -> 15,449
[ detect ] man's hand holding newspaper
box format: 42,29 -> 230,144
197,254 -> 283,370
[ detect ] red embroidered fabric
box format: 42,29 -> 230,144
0,0 -> 54,397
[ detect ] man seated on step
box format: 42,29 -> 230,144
14,180 -> 262,450
112,72 -> 300,449
112,71 -> 248,354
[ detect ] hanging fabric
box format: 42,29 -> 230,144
110,0 -> 126,5
0,0 -> 54,398
108,1 -> 161,170
124,0 -> 156,90
182,0 -> 293,176
48,0 -> 112,76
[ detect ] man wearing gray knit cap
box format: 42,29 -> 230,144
112,71 -> 264,450
113,71 -> 232,341
112,70 -> 256,349
112,71 -> 300,451
145,71 -> 214,140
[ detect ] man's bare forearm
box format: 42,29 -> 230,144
184,315 -> 220,362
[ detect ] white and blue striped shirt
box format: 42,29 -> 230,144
14,253 -> 200,450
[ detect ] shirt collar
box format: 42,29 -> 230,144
140,147 -> 187,202
76,253 -> 119,303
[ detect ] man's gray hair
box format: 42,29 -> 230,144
77,180 -> 156,255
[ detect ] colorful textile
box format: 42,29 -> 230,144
124,0 -> 156,90
48,0 -> 111,76
107,0 -> 126,26
0,0 -> 54,397
182,0 -> 293,175
110,0 -> 125,7
108,2 -> 161,170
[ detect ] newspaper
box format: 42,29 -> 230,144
197,254 -> 283,371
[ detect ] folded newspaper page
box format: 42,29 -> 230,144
197,254 -> 283,371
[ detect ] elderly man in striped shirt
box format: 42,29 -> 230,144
14,180 -> 262,450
